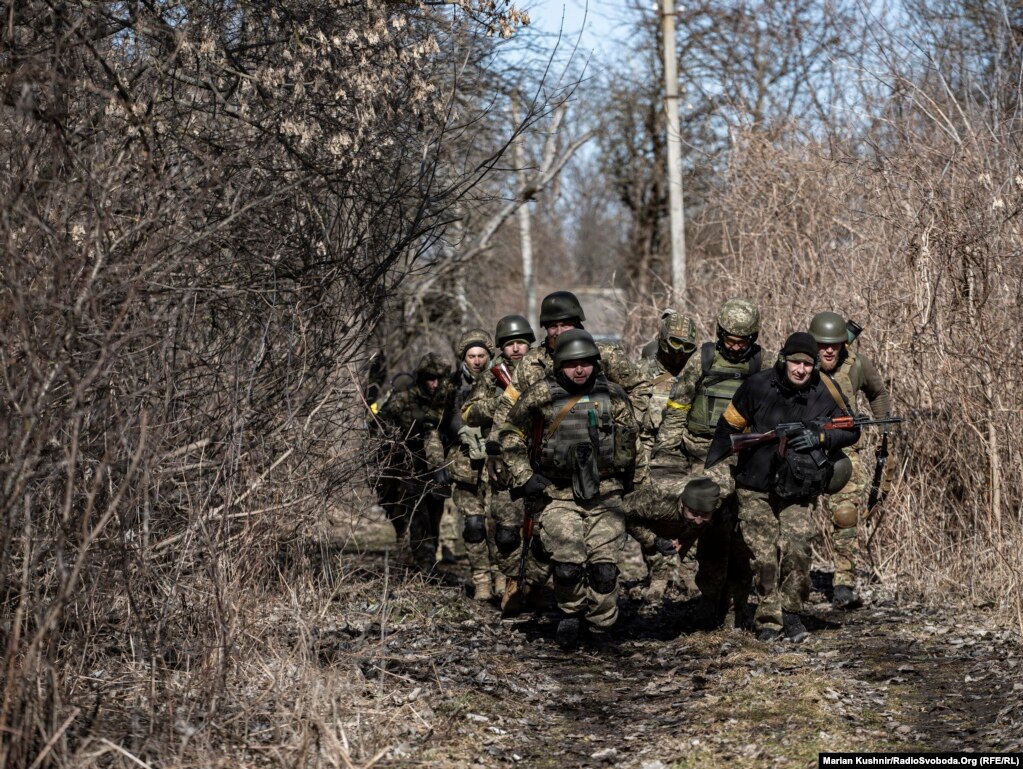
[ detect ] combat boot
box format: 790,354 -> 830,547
782,611 -> 809,643
472,573 -> 493,601
756,625 -> 782,642
493,573 -> 507,597
832,585 -> 862,611
500,579 -> 523,615
556,616 -> 581,651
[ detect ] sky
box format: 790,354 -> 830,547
521,0 -> 625,61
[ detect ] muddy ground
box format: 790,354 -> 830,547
317,512 -> 1023,769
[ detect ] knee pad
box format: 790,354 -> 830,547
495,525 -> 521,555
552,561 -> 584,587
462,515 -> 486,543
587,562 -> 619,594
832,502 -> 858,529
531,535 -> 553,563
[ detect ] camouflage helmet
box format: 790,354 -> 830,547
539,290 -> 585,326
658,310 -> 697,355
809,311 -> 847,345
495,314 -> 536,347
717,298 -> 761,338
552,329 -> 601,368
416,352 -> 449,380
456,328 -> 494,361
826,453 -> 853,494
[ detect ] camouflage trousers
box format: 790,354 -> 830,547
821,446 -> 866,588
491,490 -> 525,579
735,488 -> 814,630
533,491 -> 627,629
452,479 -> 497,584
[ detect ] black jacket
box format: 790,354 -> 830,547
705,364 -> 860,493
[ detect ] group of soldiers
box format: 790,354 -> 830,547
370,291 -> 894,649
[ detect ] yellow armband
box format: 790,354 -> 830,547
666,399 -> 690,411
501,385 -> 520,404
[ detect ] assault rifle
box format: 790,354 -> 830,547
490,360 -> 519,402
730,415 -> 903,456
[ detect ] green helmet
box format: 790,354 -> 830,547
495,314 -> 536,347
539,291 -> 585,326
717,298 -> 760,338
456,328 -> 494,361
552,329 -> 601,368
416,352 -> 449,380
809,312 -> 847,344
827,454 -> 853,494
658,310 -> 697,355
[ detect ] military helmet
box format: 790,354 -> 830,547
495,314 -> 536,347
416,352 -> 449,380
658,310 -> 697,355
552,329 -> 601,368
716,298 -> 760,338
456,328 -> 494,360
390,372 -> 415,393
826,454 -> 854,494
809,311 -> 847,345
539,290 -> 585,326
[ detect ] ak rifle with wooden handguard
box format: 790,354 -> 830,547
730,415 -> 904,456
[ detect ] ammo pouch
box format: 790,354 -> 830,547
613,423 -> 639,471
773,450 -> 833,501
571,442 -> 601,501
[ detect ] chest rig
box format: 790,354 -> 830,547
687,343 -> 762,436
539,376 -> 617,481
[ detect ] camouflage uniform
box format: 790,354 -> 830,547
821,348 -> 891,591
500,338 -> 639,631
444,330 -> 496,598
463,352 -> 526,587
375,354 -> 453,569
630,311 -> 698,597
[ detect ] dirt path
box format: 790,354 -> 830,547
322,521 -> 1023,768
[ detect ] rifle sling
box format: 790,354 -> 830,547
821,373 -> 852,416
545,393 -> 587,440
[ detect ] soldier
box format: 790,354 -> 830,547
647,299 -> 772,620
444,329 -> 496,599
706,332 -> 860,643
462,315 -> 537,598
489,290 -> 650,609
631,310 -> 697,602
500,329 -> 640,649
375,352 -> 454,571
809,312 -> 893,610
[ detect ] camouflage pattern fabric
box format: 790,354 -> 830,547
535,494 -> 627,628
491,340 -> 651,435
735,488 -> 814,631
819,349 -> 891,590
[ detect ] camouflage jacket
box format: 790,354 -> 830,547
376,383 -> 450,473
653,343 -> 776,464
491,339 -> 650,431
827,348 -> 891,418
499,373 -> 641,501
461,354 -> 522,433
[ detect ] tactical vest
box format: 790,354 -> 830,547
687,342 -> 763,436
539,377 -> 617,481
827,349 -> 863,410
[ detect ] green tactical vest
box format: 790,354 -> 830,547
539,377 -> 617,481
686,342 -> 763,437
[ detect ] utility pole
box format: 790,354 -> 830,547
512,97 -> 537,324
660,0 -> 687,302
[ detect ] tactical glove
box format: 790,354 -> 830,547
430,467 -> 451,499
485,440 -> 503,456
788,428 -> 823,452
653,536 -> 678,556
509,472 -> 551,501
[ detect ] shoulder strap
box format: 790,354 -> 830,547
700,342 -> 715,375
650,371 -> 674,388
821,372 -> 852,416
545,392 -> 586,439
